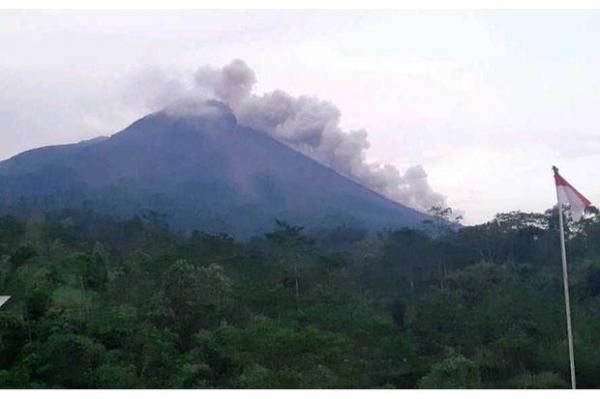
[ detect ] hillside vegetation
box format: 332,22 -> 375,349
1,207 -> 600,388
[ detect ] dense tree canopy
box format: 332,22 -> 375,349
0,207 -> 599,388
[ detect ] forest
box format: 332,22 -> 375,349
1,206 -> 600,389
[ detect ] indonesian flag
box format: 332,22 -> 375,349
554,167 -> 591,222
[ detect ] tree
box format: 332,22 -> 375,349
214,320 -> 348,388
164,260 -> 232,343
507,372 -> 568,389
390,299 -> 406,330
265,221 -> 313,311
24,333 -> 106,388
24,289 -> 51,321
417,356 -> 481,389
3,205 -> 600,388
379,228 -> 435,295
0,313 -> 27,371
425,206 -> 463,235
10,245 -> 37,267
86,242 -> 109,292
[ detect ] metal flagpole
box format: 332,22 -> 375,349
553,166 -> 576,389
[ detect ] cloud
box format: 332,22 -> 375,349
135,59 -> 448,212
195,59 -> 257,108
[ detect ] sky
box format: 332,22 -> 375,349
1,9 -> 600,224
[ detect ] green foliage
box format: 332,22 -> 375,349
506,372 -> 568,389
0,313 -> 27,369
172,358 -> 211,388
24,333 -> 107,388
418,356 -> 481,388
10,244 -> 37,267
164,260 -> 232,343
215,319 -> 348,388
25,290 -> 51,321
0,208 -> 599,388
93,362 -> 137,389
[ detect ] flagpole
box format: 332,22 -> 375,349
553,165 -> 576,389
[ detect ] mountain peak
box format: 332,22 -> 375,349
161,99 -> 237,128
0,109 -> 429,238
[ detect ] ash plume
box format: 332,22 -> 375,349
136,59 -> 447,212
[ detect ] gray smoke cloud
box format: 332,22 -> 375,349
137,59 -> 447,212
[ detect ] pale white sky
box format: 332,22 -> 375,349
1,9 -> 599,224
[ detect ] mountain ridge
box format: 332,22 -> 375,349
0,101 -> 431,238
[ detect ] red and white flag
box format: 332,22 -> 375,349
554,167 -> 591,222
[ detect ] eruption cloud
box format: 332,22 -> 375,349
141,59 -> 447,212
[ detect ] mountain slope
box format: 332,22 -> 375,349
0,101 -> 430,237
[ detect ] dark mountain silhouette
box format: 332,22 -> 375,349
0,101 -> 430,237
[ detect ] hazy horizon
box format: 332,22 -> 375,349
2,9 -> 599,224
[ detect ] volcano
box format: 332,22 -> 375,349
0,101 -> 430,237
